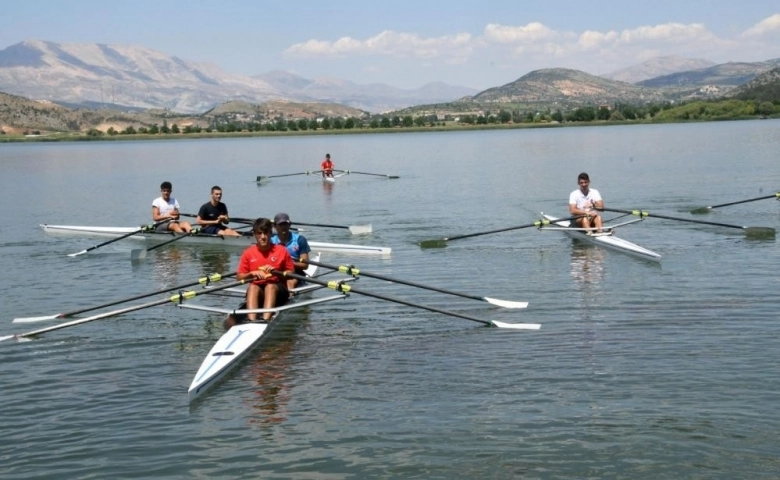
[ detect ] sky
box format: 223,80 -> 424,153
2,1 -> 780,90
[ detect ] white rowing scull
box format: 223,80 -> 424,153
541,213 -> 662,262
41,224 -> 391,256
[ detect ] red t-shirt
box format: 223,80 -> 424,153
321,159 -> 334,171
237,244 -> 294,285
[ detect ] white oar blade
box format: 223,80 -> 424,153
483,297 -> 528,309
130,249 -> 147,261
0,334 -> 15,342
67,250 -> 88,257
13,314 -> 60,324
490,321 -> 541,330
349,224 -> 373,235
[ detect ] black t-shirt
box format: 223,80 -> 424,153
198,201 -> 228,223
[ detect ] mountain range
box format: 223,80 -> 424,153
0,40 -> 478,113
1,40 -> 780,126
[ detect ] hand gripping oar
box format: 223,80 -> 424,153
229,216 -> 372,235
691,192 -> 780,214
256,171 -> 321,183
13,271 -> 237,323
1,280 -> 247,342
419,216 -> 583,248
275,270 -> 540,330
67,221 -> 166,257
303,259 -> 528,309
599,207 -> 776,239
336,169 -> 399,179
130,227 -> 202,261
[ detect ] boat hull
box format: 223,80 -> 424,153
41,224 -> 391,256
542,214 -> 661,262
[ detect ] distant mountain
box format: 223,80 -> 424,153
0,40 -> 478,114
254,71 -> 478,112
726,66 -> 780,102
603,56 -> 716,83
637,60 -> 780,88
465,68 -> 669,108
0,40 -> 281,113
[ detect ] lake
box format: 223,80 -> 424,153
1,121 -> 779,478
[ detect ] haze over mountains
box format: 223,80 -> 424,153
0,40 -> 779,115
0,40 -> 478,113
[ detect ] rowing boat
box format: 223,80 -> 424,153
541,213 -> 662,262
183,256 -> 348,402
41,224 -> 391,256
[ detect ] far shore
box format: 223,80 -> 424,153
0,115 -> 773,144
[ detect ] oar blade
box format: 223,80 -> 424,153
13,314 -> 60,324
483,297 -> 529,309
130,248 -> 147,261
490,321 -> 541,330
387,175 -> 400,179
419,238 -> 448,248
690,206 -> 713,215
348,224 -> 373,235
0,334 -> 15,342
67,249 -> 88,257
745,227 -> 776,239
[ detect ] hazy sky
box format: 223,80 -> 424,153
2,1 -> 779,89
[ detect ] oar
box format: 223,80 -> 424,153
67,221 -> 165,257
336,169 -> 399,179
275,270 -> 540,330
691,192 -> 780,214
599,207 -> 776,239
229,216 -> 372,235
419,216 -> 583,248
303,259 -> 528,309
1,280 -> 247,342
129,227 -> 202,261
256,171 -> 321,182
13,271 -> 238,323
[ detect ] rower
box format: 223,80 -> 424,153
272,212 -> 311,291
151,181 -> 192,233
569,172 -> 604,235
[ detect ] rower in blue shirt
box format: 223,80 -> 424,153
271,212 -> 312,290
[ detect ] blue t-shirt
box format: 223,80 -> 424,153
271,232 -> 311,260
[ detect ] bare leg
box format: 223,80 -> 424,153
262,284 -> 281,321
245,283 -> 261,321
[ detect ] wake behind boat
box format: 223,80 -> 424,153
41,224 -> 391,256
541,213 -> 661,262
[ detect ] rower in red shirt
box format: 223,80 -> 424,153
320,153 -> 334,178
227,218 -> 294,327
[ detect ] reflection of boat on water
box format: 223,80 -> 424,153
569,243 -> 606,287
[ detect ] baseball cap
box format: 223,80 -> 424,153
274,212 -> 291,224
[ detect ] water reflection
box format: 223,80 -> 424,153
150,247 -> 185,289
246,309 -> 311,426
569,243 -> 606,311
196,249 -> 233,276
321,178 -> 334,198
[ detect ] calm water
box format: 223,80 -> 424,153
1,121 -> 779,479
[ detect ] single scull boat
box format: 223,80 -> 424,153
541,213 -> 661,262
